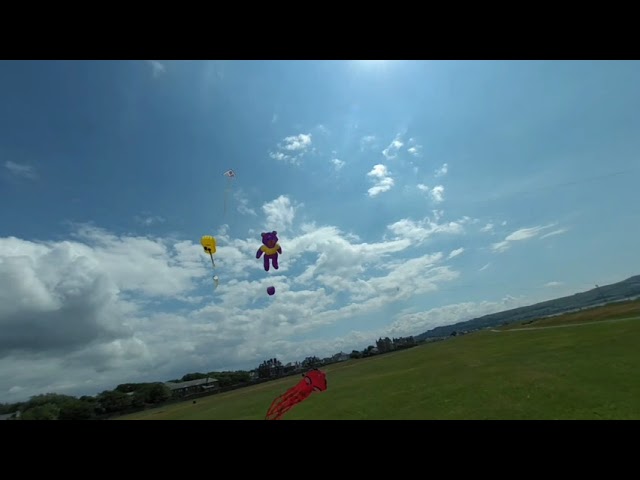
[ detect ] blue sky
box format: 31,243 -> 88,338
1,60 -> 640,402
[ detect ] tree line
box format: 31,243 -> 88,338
0,336 -> 417,419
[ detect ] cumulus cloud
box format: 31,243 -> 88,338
0,193 -> 516,404
382,135 -> 403,160
430,185 -> 445,203
480,223 -> 494,233
367,164 -> 394,197
386,214 -> 469,245
417,183 -> 445,203
331,158 -> 345,171
0,218 -> 447,402
435,163 -> 448,177
4,161 -> 37,180
407,137 -> 423,157
282,133 -> 311,151
0,229 -> 208,400
492,224 -> 556,253
269,133 -> 312,165
261,195 -> 298,232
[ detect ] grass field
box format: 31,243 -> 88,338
117,302 -> 640,420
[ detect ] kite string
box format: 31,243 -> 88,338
223,180 -> 232,217
223,187 -> 227,217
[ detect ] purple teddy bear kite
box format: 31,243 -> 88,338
256,231 -> 282,271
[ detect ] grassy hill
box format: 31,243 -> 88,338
117,302 -> 640,420
415,275 -> 640,340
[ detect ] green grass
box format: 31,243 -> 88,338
117,310 -> 640,420
502,298 -> 640,329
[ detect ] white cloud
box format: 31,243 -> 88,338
269,151 -> 295,164
282,133 -> 312,151
331,158 -> 345,171
492,224 -> 556,253
4,161 -> 37,180
269,133 -> 312,165
479,263 -> 490,272
382,135 -> 404,160
367,164 -> 394,197
386,215 -> 468,245
262,195 -> 298,232
418,184 -> 445,203
435,163 -> 448,177
480,223 -> 494,233
407,138 -> 423,157
147,60 -> 166,78
271,114 -> 278,124
0,216 -> 448,402
448,248 -> 465,259
430,185 -> 445,203
0,194 -> 512,404
540,228 -> 569,239
544,281 -> 563,287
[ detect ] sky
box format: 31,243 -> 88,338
1,60 -> 640,403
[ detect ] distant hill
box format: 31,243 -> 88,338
415,275 -> 640,340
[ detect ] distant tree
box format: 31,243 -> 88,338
144,383 -> 172,403
350,350 -> 362,359
96,390 -> 132,414
27,393 -> 76,408
376,337 -> 393,353
283,363 -> 296,373
58,399 -> 95,420
0,402 -> 23,414
302,356 -> 320,369
211,371 -> 251,387
115,383 -> 140,393
362,345 -> 376,356
257,358 -> 283,378
21,403 -> 60,420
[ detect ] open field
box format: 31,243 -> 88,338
117,304 -> 640,420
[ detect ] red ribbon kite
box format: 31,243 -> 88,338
265,369 -> 327,420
